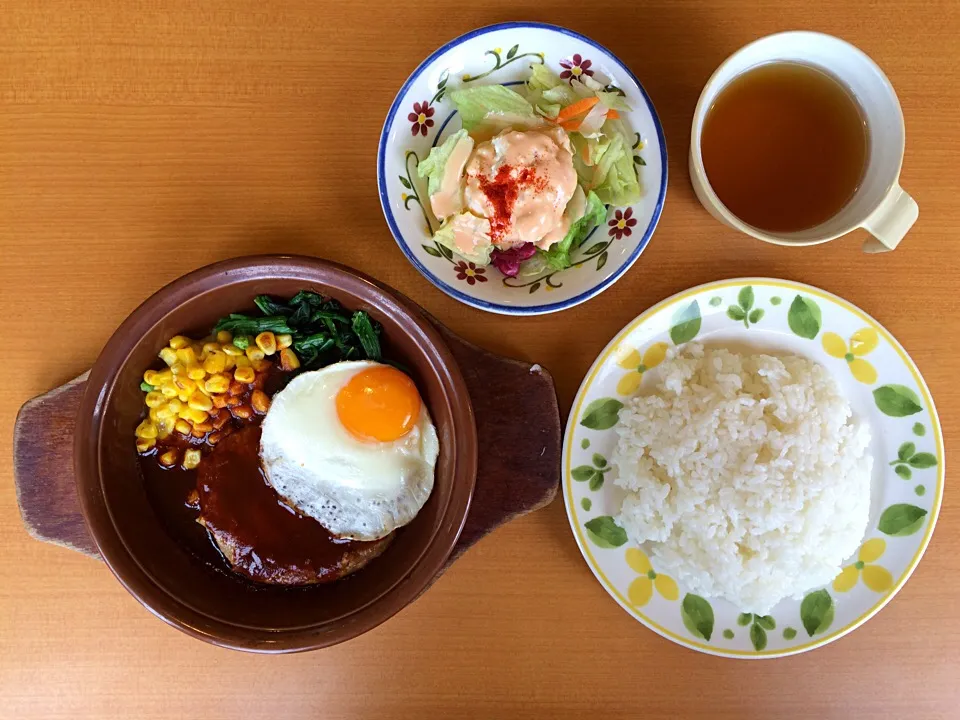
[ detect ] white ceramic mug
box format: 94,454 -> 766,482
689,31 -> 918,253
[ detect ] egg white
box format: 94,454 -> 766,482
259,360 -> 438,541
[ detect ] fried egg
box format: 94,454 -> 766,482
259,361 -> 438,541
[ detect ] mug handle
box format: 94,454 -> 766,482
861,184 -> 919,253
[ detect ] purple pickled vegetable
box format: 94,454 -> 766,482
490,243 -> 537,277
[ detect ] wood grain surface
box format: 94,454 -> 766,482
1,1 -> 958,718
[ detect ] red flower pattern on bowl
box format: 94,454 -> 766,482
608,207 -> 637,239
453,260 -> 488,285
408,101 -> 435,136
559,54 -> 594,83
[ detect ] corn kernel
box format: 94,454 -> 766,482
160,382 -> 179,398
159,449 -> 179,466
175,419 -> 192,435
176,347 -> 199,366
231,404 -> 253,419
279,348 -> 300,371
183,449 -> 202,470
144,369 -> 161,386
148,407 -> 161,422
154,369 -> 173,385
216,330 -> 233,344
255,332 -> 278,356
234,366 -> 256,384
174,376 -> 197,394
188,391 -> 213,412
144,391 -> 166,408
187,366 -> 206,381
169,335 -> 192,350
234,354 -> 251,368
159,347 -> 178,367
205,374 -> 231,394
224,355 -> 236,371
170,362 -> 186,376
136,437 -> 156,453
212,394 -> 227,409
157,417 -> 175,439
202,342 -> 220,354
136,420 -> 158,439
251,390 -> 271,414
203,350 -> 227,374
212,413 -> 230,429
253,358 -> 272,372
166,398 -> 182,413
185,407 -> 209,424
277,334 -> 293,349
222,344 -> 244,357
156,405 -> 177,420
193,420 -> 214,433
245,346 -> 265,362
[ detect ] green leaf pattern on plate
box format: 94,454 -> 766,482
890,442 -> 937,480
878,504 -> 928,537
787,295 -> 822,339
800,590 -> 835,637
580,397 -> 623,430
572,453 -> 611,491
680,594 -> 714,641
669,301 -> 701,345
727,286 -> 765,327
873,384 -> 923,417
585,516 -> 627,548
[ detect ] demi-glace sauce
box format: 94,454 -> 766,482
139,416 -> 389,585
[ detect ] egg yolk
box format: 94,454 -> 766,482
335,366 -> 422,442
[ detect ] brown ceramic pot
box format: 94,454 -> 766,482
74,256 -> 477,652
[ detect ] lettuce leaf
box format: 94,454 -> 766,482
449,86 -> 536,130
589,131 -> 642,206
542,190 -> 607,271
416,129 -> 471,197
527,64 -> 565,91
433,213 -> 494,265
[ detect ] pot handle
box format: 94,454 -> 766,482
13,322 -> 561,571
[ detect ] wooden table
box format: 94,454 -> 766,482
2,1 -> 958,717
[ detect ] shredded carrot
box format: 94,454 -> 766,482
607,109 -> 620,120
559,119 -> 582,132
557,96 -> 600,122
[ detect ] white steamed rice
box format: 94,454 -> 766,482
613,343 -> 872,614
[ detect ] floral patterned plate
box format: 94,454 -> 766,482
564,278 -> 944,658
377,22 -> 666,315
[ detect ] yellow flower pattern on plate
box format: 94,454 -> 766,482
616,342 -> 668,395
625,548 -> 679,607
822,328 -> 879,384
833,538 -> 894,593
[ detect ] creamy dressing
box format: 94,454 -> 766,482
463,127 -> 577,249
429,135 -> 474,219
429,127 -> 578,257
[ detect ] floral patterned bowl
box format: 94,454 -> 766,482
377,22 -> 667,315
564,278 -> 944,658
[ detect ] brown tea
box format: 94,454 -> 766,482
701,62 -> 869,233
